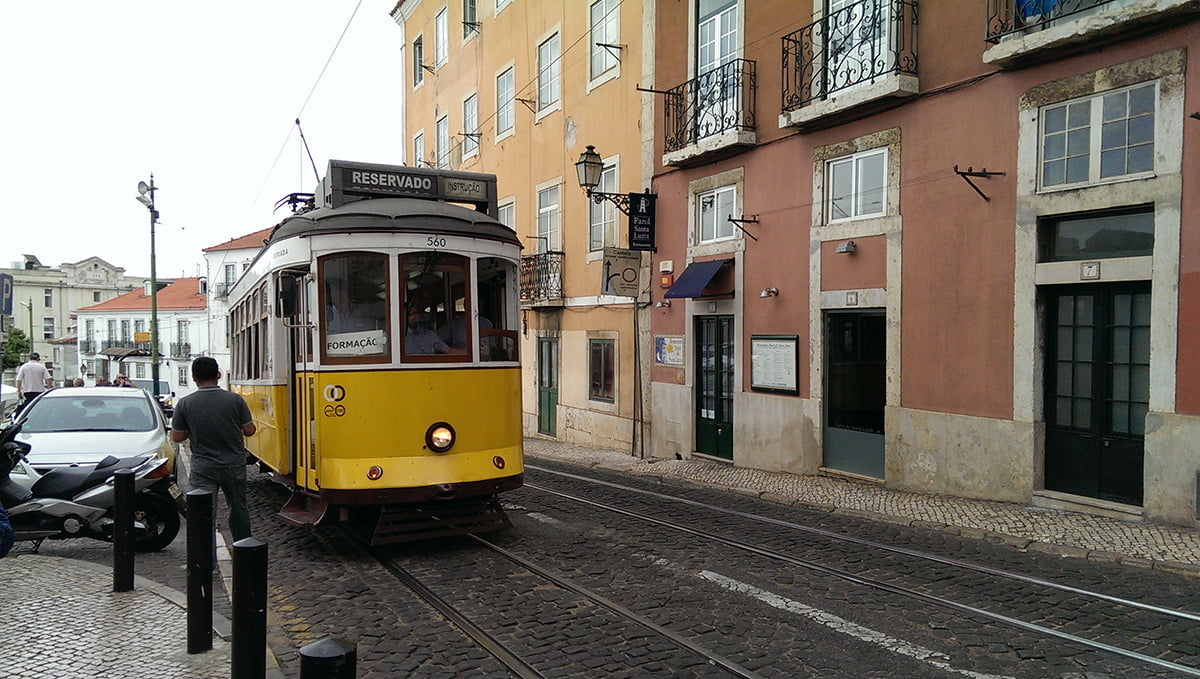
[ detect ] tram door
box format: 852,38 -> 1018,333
289,280 -> 316,490
695,315 -> 734,460
1044,284 -> 1149,506
537,337 -> 558,436
823,311 -> 885,478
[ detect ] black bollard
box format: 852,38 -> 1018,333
186,489 -> 214,654
300,638 -> 357,679
231,537 -> 268,679
112,469 -> 135,592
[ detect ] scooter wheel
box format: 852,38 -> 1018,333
133,492 -> 181,552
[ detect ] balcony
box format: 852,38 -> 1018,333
170,342 -> 192,358
984,0 -> 1200,67
519,252 -> 564,308
662,59 -> 757,167
213,283 -> 230,299
79,340 -> 97,354
781,0 -> 919,131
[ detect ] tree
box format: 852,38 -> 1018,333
3,327 -> 31,372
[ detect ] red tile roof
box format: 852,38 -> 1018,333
202,227 -> 273,252
76,278 -> 208,312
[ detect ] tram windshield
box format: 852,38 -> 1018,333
321,253 -> 390,361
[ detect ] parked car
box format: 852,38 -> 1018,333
129,379 -> 175,418
14,387 -> 176,473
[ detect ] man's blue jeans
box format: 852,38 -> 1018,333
190,465 -> 251,542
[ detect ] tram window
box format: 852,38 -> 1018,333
478,257 -> 518,362
401,252 -> 468,361
320,254 -> 390,363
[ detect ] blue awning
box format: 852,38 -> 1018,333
664,258 -> 732,299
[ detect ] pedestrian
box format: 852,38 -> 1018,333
0,503 -> 13,558
15,352 -> 52,414
71,377 -> 85,387
170,357 -> 256,542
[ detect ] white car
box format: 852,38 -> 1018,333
14,387 -> 177,472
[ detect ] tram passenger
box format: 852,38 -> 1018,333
405,308 -> 450,354
326,277 -> 381,334
438,311 -> 492,351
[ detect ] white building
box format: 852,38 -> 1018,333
3,255 -> 140,384
202,228 -> 271,386
75,278 -> 209,399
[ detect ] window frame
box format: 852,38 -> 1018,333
42,317 -> 55,340
462,93 -> 479,158
434,8 -> 449,67
412,35 -> 425,87
537,32 -> 561,114
588,338 -> 616,403
436,115 -> 450,169
537,182 -> 562,252
589,0 -> 620,84
43,288 -> 52,307
1038,81 -> 1157,192
497,200 -> 515,231
413,130 -> 426,167
496,66 -> 515,139
318,252 -> 393,366
588,161 -> 619,252
462,0 -> 478,40
825,147 -> 887,224
695,184 -> 737,244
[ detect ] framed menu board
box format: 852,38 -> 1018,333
750,335 -> 799,395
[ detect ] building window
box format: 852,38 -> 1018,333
463,0 -> 477,38
589,0 -> 619,80
537,33 -> 560,112
107,320 -> 117,342
136,363 -> 146,379
93,291 -> 101,302
495,0 -> 511,14
498,201 -> 515,231
436,116 -> 450,168
413,35 -> 425,86
42,317 -> 55,340
827,148 -> 886,222
177,320 -> 190,343
413,131 -> 426,167
462,95 -> 479,158
496,67 -> 515,135
1041,207 -> 1155,262
589,338 -> 615,402
435,8 -> 449,67
589,163 -> 619,251
696,185 -> 736,243
1040,82 -> 1155,189
121,320 -> 131,342
223,264 -> 237,287
43,288 -> 53,307
179,366 -> 189,386
135,319 -> 146,334
85,319 -> 95,341
537,184 -> 561,252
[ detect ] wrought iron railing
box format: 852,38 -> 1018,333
986,0 -> 1114,42
664,59 -> 756,153
79,340 -> 96,354
782,0 -> 918,112
519,251 -> 564,306
170,342 -> 191,358
102,340 -> 136,350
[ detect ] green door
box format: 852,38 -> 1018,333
1044,284 -> 1149,506
537,337 -> 558,436
695,315 -> 734,459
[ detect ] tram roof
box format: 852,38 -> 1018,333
268,197 -> 521,247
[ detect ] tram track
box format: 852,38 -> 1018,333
343,527 -> 768,679
524,464 -> 1200,677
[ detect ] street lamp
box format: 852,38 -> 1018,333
17,299 -> 33,358
136,176 -> 161,399
575,145 -> 631,214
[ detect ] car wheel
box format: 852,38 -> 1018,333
132,491 -> 181,552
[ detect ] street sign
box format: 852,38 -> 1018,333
0,273 -> 12,316
601,248 -> 641,297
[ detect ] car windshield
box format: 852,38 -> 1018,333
22,396 -> 157,433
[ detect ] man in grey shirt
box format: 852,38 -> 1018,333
170,357 -> 256,541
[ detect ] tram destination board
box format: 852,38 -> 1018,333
324,159 -> 496,212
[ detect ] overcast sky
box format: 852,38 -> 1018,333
0,1 -> 404,279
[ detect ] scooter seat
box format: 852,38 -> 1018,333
32,456 -> 149,500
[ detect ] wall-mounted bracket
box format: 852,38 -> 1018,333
515,97 -> 537,114
596,43 -> 625,62
727,215 -> 760,242
954,165 -> 1005,202
636,85 -> 682,98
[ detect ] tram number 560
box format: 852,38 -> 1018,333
427,236 -> 447,248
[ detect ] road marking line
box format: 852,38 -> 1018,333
698,570 -> 1014,679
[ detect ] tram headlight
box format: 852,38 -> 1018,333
425,422 -> 456,453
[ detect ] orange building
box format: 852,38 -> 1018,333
648,0 -> 1200,527
391,0 -> 653,451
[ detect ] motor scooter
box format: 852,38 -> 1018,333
0,423 -> 184,552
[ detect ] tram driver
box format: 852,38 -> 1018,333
404,307 -> 451,354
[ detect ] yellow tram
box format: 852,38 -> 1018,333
227,160 -> 523,543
